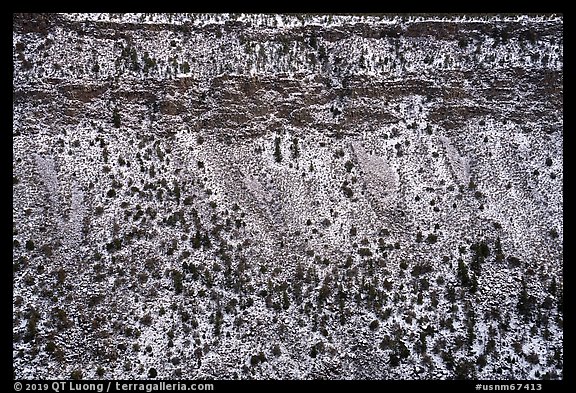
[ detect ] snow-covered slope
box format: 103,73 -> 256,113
13,13 -> 562,380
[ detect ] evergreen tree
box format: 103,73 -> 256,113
457,259 -> 471,287
274,137 -> 282,163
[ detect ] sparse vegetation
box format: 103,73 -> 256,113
148,367 -> 158,378
12,13 -> 562,381
274,137 -> 282,163
344,160 -> 354,173
113,107 -> 121,128
172,270 -> 183,294
25,239 -> 35,251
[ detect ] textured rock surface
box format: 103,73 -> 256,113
13,13 -> 562,380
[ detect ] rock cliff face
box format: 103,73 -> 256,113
13,13 -> 563,380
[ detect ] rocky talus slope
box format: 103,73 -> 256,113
13,13 -> 562,379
